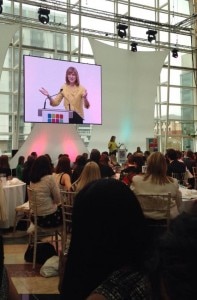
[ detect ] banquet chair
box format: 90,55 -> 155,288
27,187 -> 65,269
136,193 -> 172,231
60,190 -> 77,252
13,201 -> 30,233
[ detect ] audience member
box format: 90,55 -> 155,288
120,154 -> 140,185
99,153 -> 115,178
53,155 -> 72,191
89,149 -> 101,164
0,155 -> 11,178
143,150 -> 151,164
183,150 -> 196,188
30,151 -> 38,159
71,161 -> 101,193
29,155 -> 62,228
22,155 -> 35,202
44,153 -> 55,172
132,152 -> 182,220
16,155 -> 25,180
71,155 -> 87,183
60,178 -> 153,300
166,148 -> 186,176
133,146 -> 143,157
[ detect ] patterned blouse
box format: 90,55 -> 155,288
90,268 -> 151,300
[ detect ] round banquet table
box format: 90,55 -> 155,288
0,179 -> 26,228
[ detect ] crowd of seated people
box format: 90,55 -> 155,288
2,147 -> 197,299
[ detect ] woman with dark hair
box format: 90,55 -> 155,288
39,66 -> 90,123
71,155 -> 87,183
0,155 -> 11,178
60,178 -> 153,300
29,155 -> 62,228
16,155 -> 25,180
53,155 -> 72,191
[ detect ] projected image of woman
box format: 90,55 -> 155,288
39,66 -> 90,123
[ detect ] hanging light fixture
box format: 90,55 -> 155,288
117,24 -> 128,38
146,29 -> 157,43
131,42 -> 138,52
172,48 -> 178,58
38,8 -> 50,24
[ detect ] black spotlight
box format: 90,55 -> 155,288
131,42 -> 138,52
146,29 -> 157,43
0,0 -> 3,14
172,48 -> 178,58
117,24 -> 128,38
38,8 -> 50,24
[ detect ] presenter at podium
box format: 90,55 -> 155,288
108,135 -> 119,156
39,66 -> 90,124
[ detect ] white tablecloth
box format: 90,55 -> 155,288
179,186 -> 197,213
0,180 -> 26,228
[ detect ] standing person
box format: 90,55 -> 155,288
39,66 -> 90,124
60,178 -> 153,300
16,156 -> 25,180
108,136 -> 119,156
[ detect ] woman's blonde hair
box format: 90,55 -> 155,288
144,151 -> 173,184
73,161 -> 101,192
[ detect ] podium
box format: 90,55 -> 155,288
38,108 -> 83,124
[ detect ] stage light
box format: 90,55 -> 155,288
38,8 -> 50,24
146,29 -> 157,43
131,42 -> 138,52
117,24 -> 128,38
172,48 -> 178,58
0,0 -> 3,14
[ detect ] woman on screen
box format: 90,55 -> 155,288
39,66 -> 90,123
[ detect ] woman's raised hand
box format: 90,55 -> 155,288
39,87 -> 49,97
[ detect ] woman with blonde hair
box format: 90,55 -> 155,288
71,161 -> 101,193
131,151 -> 182,220
39,66 -> 90,124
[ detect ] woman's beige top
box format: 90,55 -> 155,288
50,84 -> 86,119
30,175 -> 61,216
131,175 -> 182,219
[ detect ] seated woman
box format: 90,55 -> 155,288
0,155 -> 11,178
99,153 -> 115,178
71,161 -> 101,193
131,151 -> 182,220
29,155 -> 62,228
60,178 -> 153,300
53,155 -> 72,191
